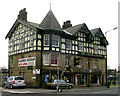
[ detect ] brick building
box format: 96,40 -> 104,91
5,8 -> 108,87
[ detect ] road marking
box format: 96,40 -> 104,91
3,90 -> 33,93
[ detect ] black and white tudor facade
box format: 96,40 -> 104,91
5,8 -> 108,87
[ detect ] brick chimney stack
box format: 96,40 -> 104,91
18,8 -> 27,21
62,20 -> 72,29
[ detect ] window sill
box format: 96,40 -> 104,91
51,64 -> 58,66
77,65 -> 82,68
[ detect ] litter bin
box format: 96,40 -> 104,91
107,82 -> 111,88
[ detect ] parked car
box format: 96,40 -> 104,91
4,76 -> 26,89
67,82 -> 74,89
46,80 -> 73,89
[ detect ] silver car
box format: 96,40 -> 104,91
47,80 -> 73,89
4,76 -> 26,89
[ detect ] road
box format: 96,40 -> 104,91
1,86 -> 119,96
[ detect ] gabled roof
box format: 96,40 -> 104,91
39,10 -> 62,31
90,28 -> 108,45
64,23 -> 91,35
5,19 -> 42,39
90,28 -> 104,38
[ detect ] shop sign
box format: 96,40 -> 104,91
18,57 -> 36,67
33,69 -> 40,74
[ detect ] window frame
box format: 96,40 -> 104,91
78,42 -> 83,52
65,56 -> 71,67
30,35 -> 34,47
78,58 -> 82,67
44,34 -> 49,46
44,54 -> 49,65
66,39 -> 71,50
94,60 -> 98,68
19,37 -> 25,49
94,45 -> 98,54
51,53 -> 59,66
52,35 -> 59,47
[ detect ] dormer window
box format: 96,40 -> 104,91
44,34 -> 49,46
52,35 -> 59,47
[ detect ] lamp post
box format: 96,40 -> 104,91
105,27 -> 117,85
105,27 -> 117,37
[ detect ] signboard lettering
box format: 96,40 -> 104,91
18,57 -> 36,67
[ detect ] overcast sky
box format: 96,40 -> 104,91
0,0 -> 118,69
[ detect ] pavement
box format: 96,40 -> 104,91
1,86 -> 118,94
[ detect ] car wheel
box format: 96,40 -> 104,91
69,85 -> 72,89
10,84 -> 13,89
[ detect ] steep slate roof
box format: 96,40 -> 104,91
90,28 -> 108,45
64,23 -> 91,35
90,28 -> 104,38
39,10 -> 62,31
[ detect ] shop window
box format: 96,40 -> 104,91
94,60 -> 98,68
44,54 -> 49,65
52,35 -> 59,47
66,39 -> 71,50
78,42 -> 83,51
51,53 -> 58,66
44,34 -> 49,46
65,56 -> 71,66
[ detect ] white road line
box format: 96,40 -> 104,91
3,90 -> 33,93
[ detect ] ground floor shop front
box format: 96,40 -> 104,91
41,68 -> 106,87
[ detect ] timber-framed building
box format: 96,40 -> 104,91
5,8 -> 108,87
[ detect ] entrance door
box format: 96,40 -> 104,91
77,75 -> 83,85
102,75 -> 104,86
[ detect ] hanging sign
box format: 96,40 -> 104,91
33,69 -> 40,74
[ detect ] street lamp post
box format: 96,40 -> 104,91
105,27 -> 117,37
105,27 -> 117,85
